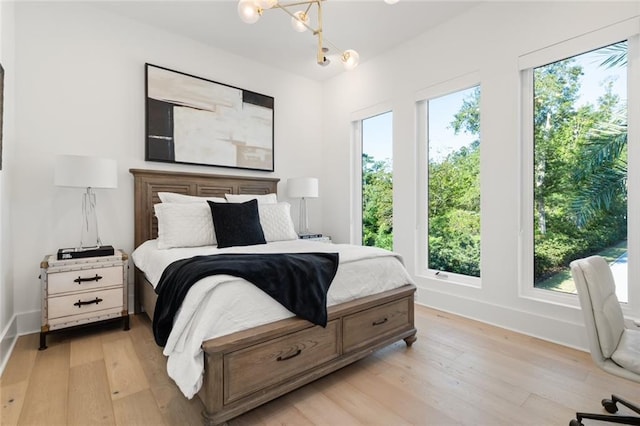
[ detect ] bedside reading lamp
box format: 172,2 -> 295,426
287,177 -> 318,236
55,155 -> 117,259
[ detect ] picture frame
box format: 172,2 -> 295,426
145,64 -> 275,172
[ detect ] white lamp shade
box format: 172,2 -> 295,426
55,155 -> 118,189
287,177 -> 318,198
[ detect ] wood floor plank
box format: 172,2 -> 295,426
68,360 -> 115,426
102,334 -> 150,400
17,342 -> 69,425
318,371 -> 412,425
69,334 -> 104,368
150,384 -> 204,426
0,380 -> 28,426
0,334 -> 38,386
112,389 -> 166,426
339,357 -> 459,424
283,381 -> 363,426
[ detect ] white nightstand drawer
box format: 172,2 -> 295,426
48,287 -> 123,320
48,265 -> 123,295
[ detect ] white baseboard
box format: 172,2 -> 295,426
0,309 -> 41,375
0,314 -> 18,376
17,309 -> 41,335
415,286 -> 589,352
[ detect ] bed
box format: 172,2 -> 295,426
130,168 -> 417,426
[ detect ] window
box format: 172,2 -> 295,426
360,111 -> 393,250
417,80 -> 481,284
520,21 -> 639,308
532,42 -> 628,301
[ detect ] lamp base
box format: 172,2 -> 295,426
57,245 -> 115,260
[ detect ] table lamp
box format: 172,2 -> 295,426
287,177 -> 318,236
55,155 -> 117,258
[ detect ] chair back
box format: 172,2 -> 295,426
570,255 -> 625,364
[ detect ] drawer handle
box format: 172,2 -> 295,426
73,297 -> 103,308
372,318 -> 388,326
277,349 -> 302,361
74,274 -> 103,284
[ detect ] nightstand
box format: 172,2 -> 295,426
39,250 -> 129,350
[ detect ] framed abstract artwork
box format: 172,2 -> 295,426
145,64 -> 274,172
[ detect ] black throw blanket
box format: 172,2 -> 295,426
153,252 -> 339,347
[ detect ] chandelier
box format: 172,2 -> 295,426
238,0 -> 398,70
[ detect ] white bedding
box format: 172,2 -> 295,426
132,239 -> 414,398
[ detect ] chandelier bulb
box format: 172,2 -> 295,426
257,0 -> 277,8
291,11 -> 309,32
238,0 -> 262,24
341,49 -> 360,70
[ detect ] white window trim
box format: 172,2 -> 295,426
350,102 -> 393,245
518,19 -> 640,315
415,72 -> 481,287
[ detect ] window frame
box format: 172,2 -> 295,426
518,19 -> 640,315
350,103 -> 393,246
415,72 -> 482,287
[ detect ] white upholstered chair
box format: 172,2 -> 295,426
569,255 -> 640,426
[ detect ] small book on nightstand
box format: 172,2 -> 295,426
299,233 -> 323,239
57,245 -> 115,260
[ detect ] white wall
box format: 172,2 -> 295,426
10,2 -> 324,334
322,2 -> 640,349
0,0 -> 17,372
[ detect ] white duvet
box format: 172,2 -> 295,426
132,239 -> 414,398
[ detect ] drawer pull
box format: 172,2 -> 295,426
372,318 -> 388,326
73,297 -> 103,308
277,349 -> 302,361
74,274 -> 103,284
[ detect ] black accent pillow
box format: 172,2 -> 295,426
207,199 -> 267,248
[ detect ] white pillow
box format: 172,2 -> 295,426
258,202 -> 298,242
154,203 -> 217,249
159,192 -> 226,203
225,193 -> 277,204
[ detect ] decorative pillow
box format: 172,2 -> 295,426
159,192 -> 227,203
154,203 -> 217,249
259,202 -> 298,242
207,200 -> 267,248
224,193 -> 277,204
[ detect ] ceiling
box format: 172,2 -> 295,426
93,0 -> 480,81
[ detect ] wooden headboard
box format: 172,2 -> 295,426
130,169 -> 279,248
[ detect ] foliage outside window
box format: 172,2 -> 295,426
532,41 -> 628,300
362,112 -> 393,250
427,86 -> 481,278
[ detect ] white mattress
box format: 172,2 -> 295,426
132,239 -> 414,398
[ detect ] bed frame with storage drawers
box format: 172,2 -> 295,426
130,168 -> 417,426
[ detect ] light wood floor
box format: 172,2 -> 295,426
2,305 -> 639,425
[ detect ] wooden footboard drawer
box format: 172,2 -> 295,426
343,298 -> 411,352
224,320 -> 340,403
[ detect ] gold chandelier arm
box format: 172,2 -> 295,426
316,0 -> 323,63
240,0 -> 359,69
275,0 -> 322,9
274,2 -> 319,33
